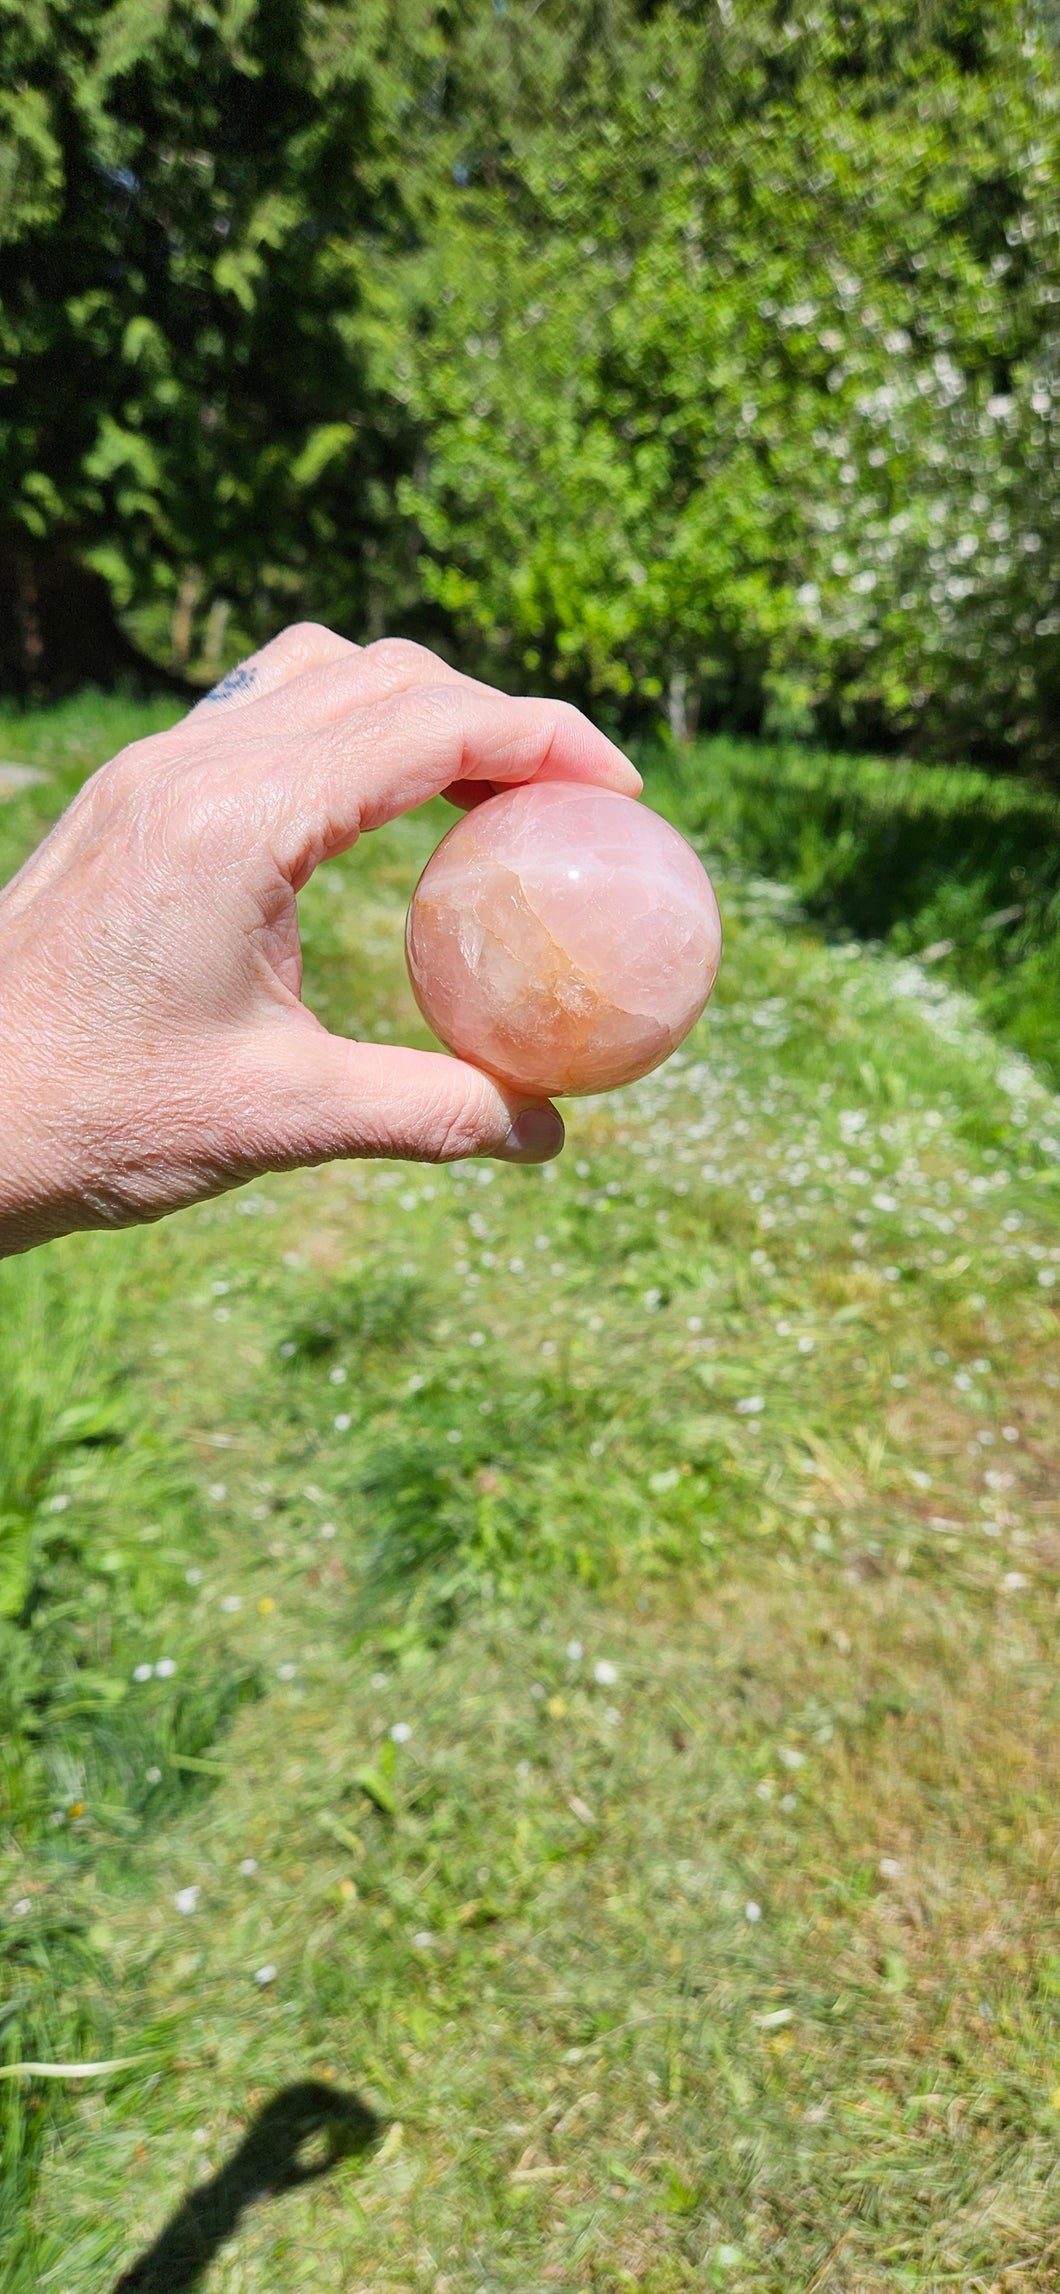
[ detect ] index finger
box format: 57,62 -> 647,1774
258,684 -> 643,880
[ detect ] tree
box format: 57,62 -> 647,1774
393,0 -> 1060,768
3,0 -> 1059,769
0,0 -> 441,694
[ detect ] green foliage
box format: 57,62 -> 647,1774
395,0 -> 1060,767
5,3 -> 1060,760
0,0 -> 445,653
656,733 -> 1060,1077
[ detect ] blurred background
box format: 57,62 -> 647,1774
4,8 -> 1060,2293
4,0 -> 1060,767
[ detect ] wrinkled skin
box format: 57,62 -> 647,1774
0,626 -> 641,1258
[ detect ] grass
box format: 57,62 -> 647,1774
657,733 -> 1060,1086
1,697 -> 1060,2291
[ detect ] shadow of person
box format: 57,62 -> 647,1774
113,2079 -> 381,2291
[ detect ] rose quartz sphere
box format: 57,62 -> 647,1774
405,781 -> 721,1098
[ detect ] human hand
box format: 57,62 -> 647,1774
0,626 -> 641,1257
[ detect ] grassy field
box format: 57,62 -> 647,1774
660,736 -> 1060,1087
2,700 -> 1060,2293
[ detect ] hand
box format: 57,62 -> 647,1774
0,626 -> 641,1257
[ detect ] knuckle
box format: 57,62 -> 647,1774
548,696 -> 587,734
420,679 -> 465,723
262,620 -> 353,671
275,618 -> 334,651
366,635 -> 440,678
94,733 -> 173,801
430,1084 -> 495,1164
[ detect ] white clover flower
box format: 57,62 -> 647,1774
253,1964 -> 277,1985
155,1658 -> 176,1679
174,1886 -> 201,1915
744,1900 -> 762,1923
390,1721 -> 413,1744
133,1663 -> 153,1684
593,1660 -> 618,1687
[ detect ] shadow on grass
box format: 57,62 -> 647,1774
112,2079 -> 381,2291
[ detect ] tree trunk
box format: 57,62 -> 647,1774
170,567 -> 204,670
201,596 -> 231,678
666,667 -> 701,746
0,533 -> 199,702
667,667 -> 688,745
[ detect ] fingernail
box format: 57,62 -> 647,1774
497,1107 -> 565,1164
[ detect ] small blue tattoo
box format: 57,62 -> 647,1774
205,663 -> 257,702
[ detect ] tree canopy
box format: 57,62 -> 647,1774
3,0 -> 1060,769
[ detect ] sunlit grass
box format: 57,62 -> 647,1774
1,700 -> 1059,2291
659,732 -> 1060,1085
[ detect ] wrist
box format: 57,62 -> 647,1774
0,897 -> 101,1256
0,1009 -> 77,1257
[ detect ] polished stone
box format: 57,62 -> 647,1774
405,781 -> 721,1097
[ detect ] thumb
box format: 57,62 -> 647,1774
241,1021 -> 566,1171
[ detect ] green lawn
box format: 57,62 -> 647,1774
2,701 -> 1059,2293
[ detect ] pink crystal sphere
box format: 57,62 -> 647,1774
405,781 -> 721,1098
